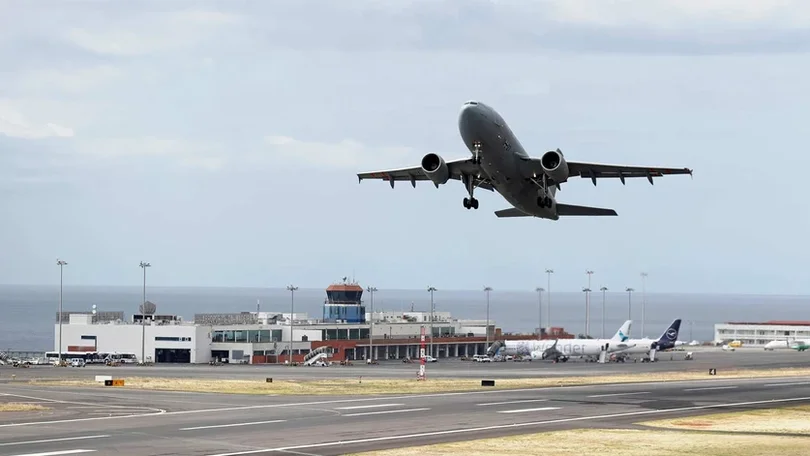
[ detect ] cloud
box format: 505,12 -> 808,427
262,135 -> 418,169
0,101 -> 74,139
75,137 -> 227,170
65,10 -> 244,56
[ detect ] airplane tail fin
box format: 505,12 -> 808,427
657,319 -> 681,347
557,203 -> 617,216
495,208 -> 531,218
611,320 -> 632,342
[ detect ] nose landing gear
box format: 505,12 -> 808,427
472,141 -> 482,165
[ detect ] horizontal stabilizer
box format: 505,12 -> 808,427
495,208 -> 531,218
556,203 -> 617,216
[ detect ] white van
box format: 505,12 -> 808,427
472,355 -> 492,362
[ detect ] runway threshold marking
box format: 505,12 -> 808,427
179,419 -> 287,431
497,407 -> 561,414
8,450 -> 96,456
477,399 -> 549,406
587,392 -> 650,398
0,435 -> 109,447
199,396 -> 810,456
334,403 -> 405,410
683,386 -> 738,392
343,408 -> 430,417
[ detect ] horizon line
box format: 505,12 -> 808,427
0,282 -> 806,297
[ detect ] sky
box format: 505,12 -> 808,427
2,0 -> 810,294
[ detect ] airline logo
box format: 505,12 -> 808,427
666,328 -> 678,340
618,331 -> 629,342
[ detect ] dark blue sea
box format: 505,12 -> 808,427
1,284 -> 807,351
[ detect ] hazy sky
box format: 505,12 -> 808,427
3,0 -> 810,294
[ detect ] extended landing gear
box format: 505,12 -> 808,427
462,173 -> 480,210
537,196 -> 552,208
472,141 -> 482,165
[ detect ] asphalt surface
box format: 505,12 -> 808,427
2,347 -> 807,383
0,348 -> 808,455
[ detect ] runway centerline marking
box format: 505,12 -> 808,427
497,406 -> 561,414
199,396 -> 810,456
764,382 -> 810,387
683,386 -> 738,392
587,392 -> 650,398
0,435 -> 109,447
477,399 -> 549,406
334,403 -> 405,410
179,419 -> 286,431
343,408 -> 430,417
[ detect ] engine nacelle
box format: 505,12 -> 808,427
421,153 -> 450,186
540,149 -> 569,183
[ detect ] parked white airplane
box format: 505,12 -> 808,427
357,101 -> 693,220
498,320 -> 633,362
611,319 -> 681,359
764,339 -> 810,351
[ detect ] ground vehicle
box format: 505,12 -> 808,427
472,354 -> 492,362
70,358 -> 86,367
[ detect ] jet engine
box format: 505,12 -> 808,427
540,149 -> 569,183
421,153 -> 450,186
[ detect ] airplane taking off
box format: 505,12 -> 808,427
357,101 -> 693,220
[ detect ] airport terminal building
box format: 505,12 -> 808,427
52,281 -> 567,364
714,320 -> 810,347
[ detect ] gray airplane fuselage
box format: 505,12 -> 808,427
457,101 -> 558,218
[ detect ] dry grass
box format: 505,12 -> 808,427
28,366 -> 810,396
642,405 -> 810,435
0,403 -> 49,412
345,428 -> 810,456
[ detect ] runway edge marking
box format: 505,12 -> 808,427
200,396 -> 810,456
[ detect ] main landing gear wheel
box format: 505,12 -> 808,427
463,197 -> 479,209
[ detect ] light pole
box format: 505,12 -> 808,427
689,320 -> 694,341
640,272 -> 648,338
582,287 -> 591,337
139,261 -> 150,364
585,270 -> 593,336
545,269 -> 554,328
535,287 -> 544,339
483,286 -> 492,353
366,286 -> 377,361
626,287 -> 634,335
600,286 -> 608,339
56,259 -> 67,365
286,285 -> 297,365
427,286 -> 436,357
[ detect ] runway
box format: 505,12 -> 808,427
2,374 -> 810,455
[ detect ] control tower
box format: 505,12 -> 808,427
323,277 -> 365,323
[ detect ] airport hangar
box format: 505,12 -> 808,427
54,282 -> 570,364
714,320 -> 810,346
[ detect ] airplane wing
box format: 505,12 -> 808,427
566,161 -> 693,186
523,157 -> 692,186
357,158 -> 494,191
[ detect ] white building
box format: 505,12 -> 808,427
53,309 -> 498,364
714,320 -> 810,347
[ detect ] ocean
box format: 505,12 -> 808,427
1,284 -> 807,351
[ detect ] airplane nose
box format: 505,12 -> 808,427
458,102 -> 483,127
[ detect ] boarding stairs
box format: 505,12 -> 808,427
303,346 -> 330,365
0,351 -> 7,365
486,341 -> 503,357
304,352 -> 328,366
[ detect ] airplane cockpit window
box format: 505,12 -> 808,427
464,100 -> 478,105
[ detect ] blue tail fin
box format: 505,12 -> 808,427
656,319 -> 681,349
